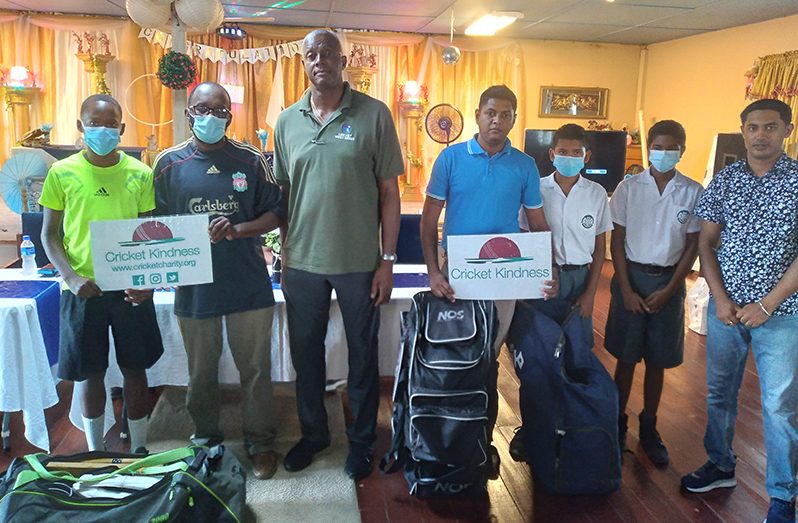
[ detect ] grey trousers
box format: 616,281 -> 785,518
177,307 -> 277,455
283,268 -> 380,450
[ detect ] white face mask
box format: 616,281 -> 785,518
649,149 -> 681,173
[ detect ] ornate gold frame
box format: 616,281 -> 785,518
539,86 -> 609,119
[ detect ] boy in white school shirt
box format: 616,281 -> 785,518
511,123 -> 613,461
605,120 -> 703,467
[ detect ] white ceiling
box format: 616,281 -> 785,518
1,0 -> 797,45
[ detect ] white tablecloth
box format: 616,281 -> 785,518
0,269 -> 60,451
69,265 -> 429,434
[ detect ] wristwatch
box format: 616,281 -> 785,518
381,253 -> 397,263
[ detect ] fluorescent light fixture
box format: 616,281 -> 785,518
465,11 -> 523,36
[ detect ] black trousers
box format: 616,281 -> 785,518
283,267 -> 380,450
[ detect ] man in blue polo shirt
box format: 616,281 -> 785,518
420,84 -> 554,479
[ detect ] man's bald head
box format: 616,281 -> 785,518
188,82 -> 231,108
302,29 -> 342,55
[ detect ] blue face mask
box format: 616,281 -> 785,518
82,124 -> 120,156
649,149 -> 681,173
191,114 -> 228,144
552,154 -> 585,177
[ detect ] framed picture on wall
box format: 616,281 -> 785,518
539,86 -> 609,119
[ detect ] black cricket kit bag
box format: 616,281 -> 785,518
507,300 -> 621,495
0,446 -> 245,522
380,291 -> 497,498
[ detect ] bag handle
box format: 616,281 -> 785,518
15,448 -> 194,489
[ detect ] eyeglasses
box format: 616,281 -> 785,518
188,104 -> 231,118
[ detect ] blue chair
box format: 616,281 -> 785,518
396,214 -> 424,264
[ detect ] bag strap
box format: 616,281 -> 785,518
15,448 -> 194,489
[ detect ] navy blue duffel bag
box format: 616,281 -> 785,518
507,300 -> 621,495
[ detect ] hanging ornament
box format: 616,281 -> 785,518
175,0 -> 225,32
126,0 -> 171,28
442,46 -> 461,65
442,9 -> 460,66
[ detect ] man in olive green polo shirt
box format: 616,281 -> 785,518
273,29 -> 403,481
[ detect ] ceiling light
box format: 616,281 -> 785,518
218,23 -> 247,40
465,12 -> 523,36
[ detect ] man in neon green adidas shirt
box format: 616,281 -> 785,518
39,94 -> 164,453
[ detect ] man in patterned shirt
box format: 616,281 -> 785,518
682,99 -> 798,523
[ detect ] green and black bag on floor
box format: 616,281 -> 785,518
0,445 -> 245,522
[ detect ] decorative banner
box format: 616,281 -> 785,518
139,28 -> 303,64
447,232 -> 552,300
90,214 -> 213,291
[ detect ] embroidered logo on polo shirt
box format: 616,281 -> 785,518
335,123 -> 355,141
94,187 -> 110,197
581,215 -> 595,228
206,165 -> 220,174
232,172 -> 248,192
677,210 -> 690,224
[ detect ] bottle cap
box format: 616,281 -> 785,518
22,235 -> 30,241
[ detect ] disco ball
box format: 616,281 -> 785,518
441,45 -> 461,65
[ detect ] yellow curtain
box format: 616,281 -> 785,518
748,50 -> 798,157
0,18 -> 56,165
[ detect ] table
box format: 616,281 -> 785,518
69,265 -> 430,434
0,270 -> 61,452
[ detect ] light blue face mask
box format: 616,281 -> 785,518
82,124 -> 120,156
552,154 -> 585,177
649,149 -> 681,173
191,114 -> 228,144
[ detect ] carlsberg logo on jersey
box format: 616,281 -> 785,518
447,232 -> 552,300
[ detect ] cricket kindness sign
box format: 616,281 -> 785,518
90,214 -> 213,291
447,232 -> 552,300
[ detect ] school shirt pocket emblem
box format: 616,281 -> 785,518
676,209 -> 689,224
581,215 -> 595,229
232,172 -> 248,192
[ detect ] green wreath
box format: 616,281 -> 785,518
157,51 -> 197,90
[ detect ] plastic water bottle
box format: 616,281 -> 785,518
20,235 -> 37,276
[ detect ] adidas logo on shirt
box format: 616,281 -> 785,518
94,187 -> 110,197
206,165 -> 220,174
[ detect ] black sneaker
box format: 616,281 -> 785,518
344,446 -> 373,481
638,412 -> 669,466
680,461 -> 736,493
283,438 -> 330,472
509,427 -> 527,462
764,497 -> 795,523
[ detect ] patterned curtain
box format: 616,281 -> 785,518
747,50 -> 798,158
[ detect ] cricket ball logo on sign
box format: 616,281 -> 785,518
466,237 -> 534,264
117,220 -> 185,247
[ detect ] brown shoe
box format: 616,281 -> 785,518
251,451 -> 279,480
